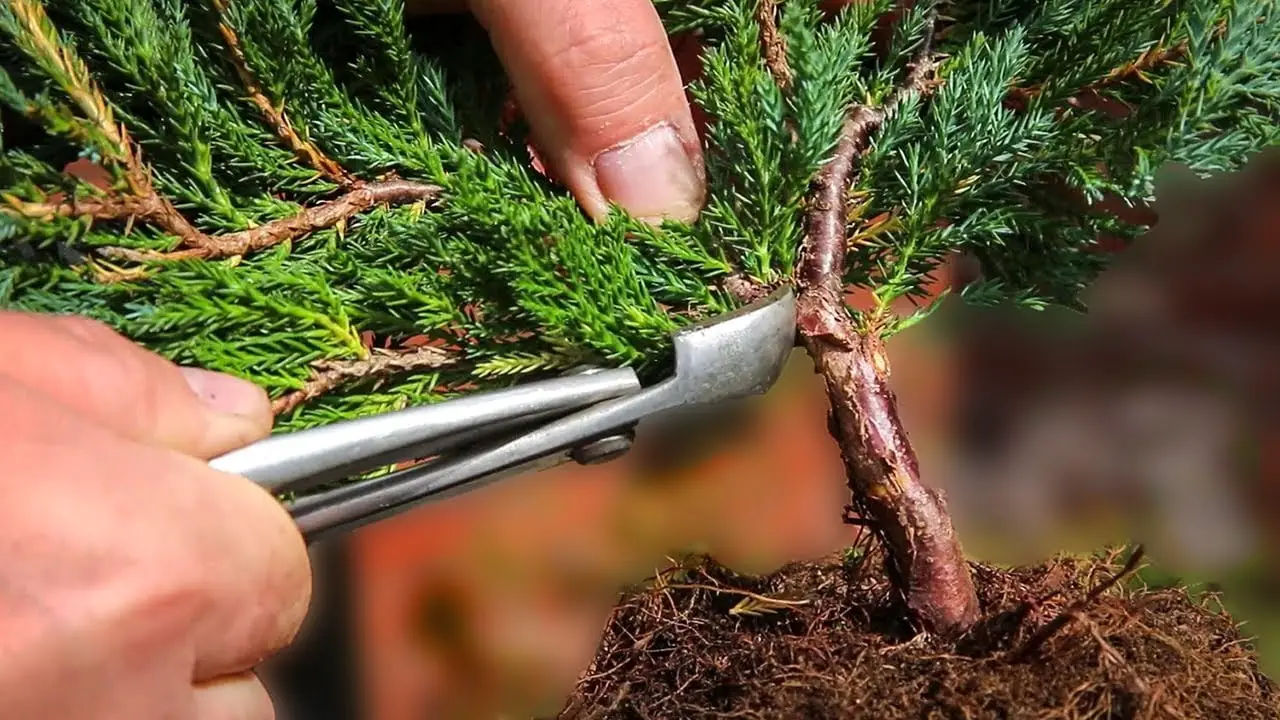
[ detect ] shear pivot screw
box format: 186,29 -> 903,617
571,431 -> 634,465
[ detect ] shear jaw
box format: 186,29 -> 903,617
564,284 -> 797,465
289,285 -> 799,540
666,284 -> 797,406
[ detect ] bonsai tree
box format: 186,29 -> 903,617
1,0 -> 1276,642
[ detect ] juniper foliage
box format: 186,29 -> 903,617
0,0 -> 1276,442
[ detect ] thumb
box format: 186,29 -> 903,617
0,311 -> 272,458
470,0 -> 706,225
193,673 -> 277,720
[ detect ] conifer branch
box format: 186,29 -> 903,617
756,0 -> 792,90
273,344 -> 455,417
6,0 -> 152,196
794,9 -> 980,637
6,0 -> 126,158
209,0 -> 356,186
4,0 -> 445,279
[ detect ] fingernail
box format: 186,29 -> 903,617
593,122 -> 704,224
181,367 -> 269,418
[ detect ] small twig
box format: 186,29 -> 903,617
721,273 -> 773,304
1009,544 -> 1147,662
756,0 -> 792,90
661,582 -> 811,609
272,344 -> 455,416
209,0 -> 355,186
1006,40 -> 1189,109
10,179 -> 442,265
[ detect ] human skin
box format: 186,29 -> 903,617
407,0 -> 708,224
0,312 -> 311,720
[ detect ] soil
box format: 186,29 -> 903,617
552,544 -> 1278,719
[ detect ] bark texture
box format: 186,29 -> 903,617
792,8 -> 980,635
803,333 -> 980,635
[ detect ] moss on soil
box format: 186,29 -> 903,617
553,545 -> 1279,719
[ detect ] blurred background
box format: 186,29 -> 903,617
264,148 -> 1280,719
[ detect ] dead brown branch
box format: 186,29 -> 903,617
209,0 -> 356,186
1006,40 -> 1189,110
10,179 -> 442,264
272,344 -> 455,416
126,179 -> 436,260
756,0 -> 793,90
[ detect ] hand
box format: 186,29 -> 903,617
0,312 -> 311,720
408,0 -> 707,225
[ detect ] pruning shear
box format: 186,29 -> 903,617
209,286 -> 797,543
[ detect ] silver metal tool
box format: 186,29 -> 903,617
210,285 -> 797,542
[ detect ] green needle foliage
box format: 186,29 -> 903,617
0,0 -> 1276,439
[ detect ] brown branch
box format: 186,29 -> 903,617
130,178 -> 439,259
1006,40 -> 1188,110
209,0 -> 355,186
796,34 -> 940,343
10,179 -> 442,265
4,191 -> 184,228
794,12 -> 980,637
272,345 -> 456,416
756,0 -> 793,90
721,273 -> 773,304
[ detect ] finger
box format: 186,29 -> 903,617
174,455 -> 312,678
470,0 -> 706,224
0,310 -> 272,458
0,376 -> 311,684
193,674 -> 276,720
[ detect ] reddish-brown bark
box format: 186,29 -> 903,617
792,11 -> 981,635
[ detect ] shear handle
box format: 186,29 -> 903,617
209,367 -> 642,495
